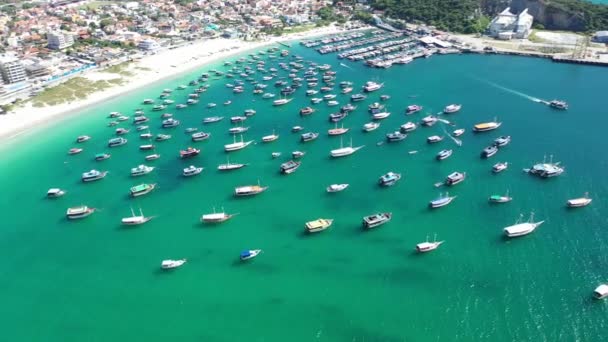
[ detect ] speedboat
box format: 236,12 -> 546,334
280,160 -> 301,174
378,172 -> 401,187
183,165 -> 203,177
327,184 -> 349,193
271,152 -> 281,158
131,164 -> 154,177
429,193 -> 456,208
481,145 -> 498,158
421,115 -> 437,126
416,236 -> 444,253
492,162 -> 508,173
292,126 -> 304,132
180,147 -> 200,158
240,249 -> 262,261
549,100 -> 568,110
192,132 -> 211,142
452,129 -> 465,137
400,122 -> 417,132
386,131 -> 407,142
305,218 -> 333,233
115,128 -> 129,135
47,188 -> 66,198
494,135 -> 511,147
140,132 -> 153,139
161,259 -> 186,269
443,104 -> 462,113
68,148 -> 83,155
301,132 -> 319,142
76,135 -> 91,143
230,116 -> 247,123
121,207 -> 153,225
427,135 -> 443,143
81,169 -> 107,182
406,105 -> 423,115
66,205 -> 95,220
362,212 -> 392,229
503,212 -> 544,238
445,172 -> 465,186
567,193 -> 592,208
130,183 -> 156,197
203,116 -> 224,124
436,149 -> 453,161
489,190 -> 512,203
351,93 -> 367,102
363,122 -> 380,132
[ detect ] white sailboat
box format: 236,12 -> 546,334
121,207 -> 154,225
330,137 -> 364,158
224,135 -> 253,152
416,234 -> 444,253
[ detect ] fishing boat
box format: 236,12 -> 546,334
203,116 -> 224,124
81,169 -> 107,182
386,131 -> 407,142
481,145 -> 498,158
301,132 -> 319,142
363,122 -> 380,132
594,284 -> 608,299
330,137 -> 364,158
161,259 -> 186,269
494,135 -> 511,147
139,144 -> 155,150
372,111 -> 391,120
421,115 -> 438,126
427,135 -> 444,144
155,134 -> 171,141
131,164 -> 154,177
240,249 -> 262,261
262,130 -> 279,142
473,120 -> 502,132
273,98 -> 293,106
201,207 -> 236,223
178,147 -> 199,159
452,128 -> 465,137
445,172 -> 465,186
234,182 -> 268,197
121,207 -> 153,225
76,135 -> 91,143
292,151 -> 305,159
183,165 -> 203,177
280,160 -> 301,174
549,100 -> 568,110
503,212 -> 544,238
492,162 -> 508,173
192,132 -> 211,142
130,183 -> 156,197
47,188 -> 66,198
362,212 -> 392,229
66,205 -> 95,220
443,104 -> 462,113
436,149 -> 453,161
489,190 -> 512,203
526,155 -> 565,178
218,157 -> 247,171
567,192 -> 592,208
327,184 -> 349,193
378,172 -> 402,187
406,105 -> 423,115
429,193 -> 456,208
416,235 -> 444,253
400,122 -> 417,132
224,135 -> 253,152
68,148 -> 83,155
328,123 -> 349,136
363,81 -> 383,92
305,218 -> 334,233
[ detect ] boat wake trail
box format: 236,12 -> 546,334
472,77 -> 542,103
339,63 -> 352,69
440,123 -> 462,146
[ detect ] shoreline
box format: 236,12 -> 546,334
0,25 -> 362,142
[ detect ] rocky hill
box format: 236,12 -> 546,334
509,0 -> 608,32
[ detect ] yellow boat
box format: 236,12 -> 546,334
305,218 -> 334,233
473,121 -> 502,132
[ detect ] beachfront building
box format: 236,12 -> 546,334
0,56 -> 27,84
137,39 -> 161,51
488,7 -> 533,40
47,31 -> 75,50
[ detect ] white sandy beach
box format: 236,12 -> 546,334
0,25 -> 358,141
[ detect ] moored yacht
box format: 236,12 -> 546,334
386,131 -> 407,142
115,128 -> 129,135
131,164 -> 154,177
108,137 -> 128,147
305,218 -> 334,233
503,212 -> 544,238
262,130 -> 279,142
217,157 -> 247,171
82,169 -> 107,182
203,116 -> 224,124
280,160 -> 301,174
489,190 -> 512,203
47,188 -> 66,198
273,98 -> 293,106
183,165 -> 203,177
443,104 -> 462,113
327,184 -> 349,193
68,148 -> 83,155
76,135 -> 91,143
301,132 -> 319,142
328,124 -> 349,136
234,182 -> 268,197
362,212 -> 392,229
162,118 -> 180,128
363,122 -> 380,132
416,235 -> 444,253
429,193 -> 456,208
201,207 -> 236,223
527,155 -> 564,178
155,134 -> 171,141
406,105 -> 423,115
192,132 -> 211,142
379,172 -> 402,187
161,259 -> 186,269
481,145 -> 498,158
363,81 -> 383,92
492,162 -> 508,173
121,207 -> 154,225
400,122 -> 417,132
330,137 -> 364,158
494,135 -> 511,147
436,149 -> 453,161
180,147 -> 200,158
427,135 -> 444,144
567,192 -> 592,208
66,205 -> 95,219
130,183 -> 156,197
445,172 -> 465,186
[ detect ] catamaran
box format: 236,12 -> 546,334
330,137 -> 364,158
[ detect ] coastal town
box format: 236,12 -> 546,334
0,0 -> 606,116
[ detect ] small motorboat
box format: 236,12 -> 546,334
76,135 -> 91,143
494,135 -> 511,147
452,129 -> 465,137
301,132 -> 319,142
271,152 -> 282,158
327,184 -> 349,193
492,162 -> 508,173
145,154 -> 160,161
203,116 -> 224,124
489,190 -> 512,203
594,284 -> 608,299
240,249 -> 262,261
372,112 -> 390,120
292,126 -> 304,132
130,164 -> 155,177
363,122 -> 380,132
427,135 -> 444,144
567,193 -> 592,208
481,145 -> 498,158
436,149 -> 453,161
400,122 -> 417,133
379,172 -> 401,187
292,151 -> 305,159
429,193 -> 456,208
416,236 -> 444,253
421,115 -> 437,126
386,131 -> 407,142
47,188 -> 66,198
161,259 -> 187,269
183,165 -> 203,177
445,172 -> 465,186
192,132 -> 211,142
443,104 -> 462,114
305,218 -> 334,233
66,205 -> 95,219
406,105 -> 423,115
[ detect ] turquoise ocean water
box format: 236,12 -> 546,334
1,40 -> 608,341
